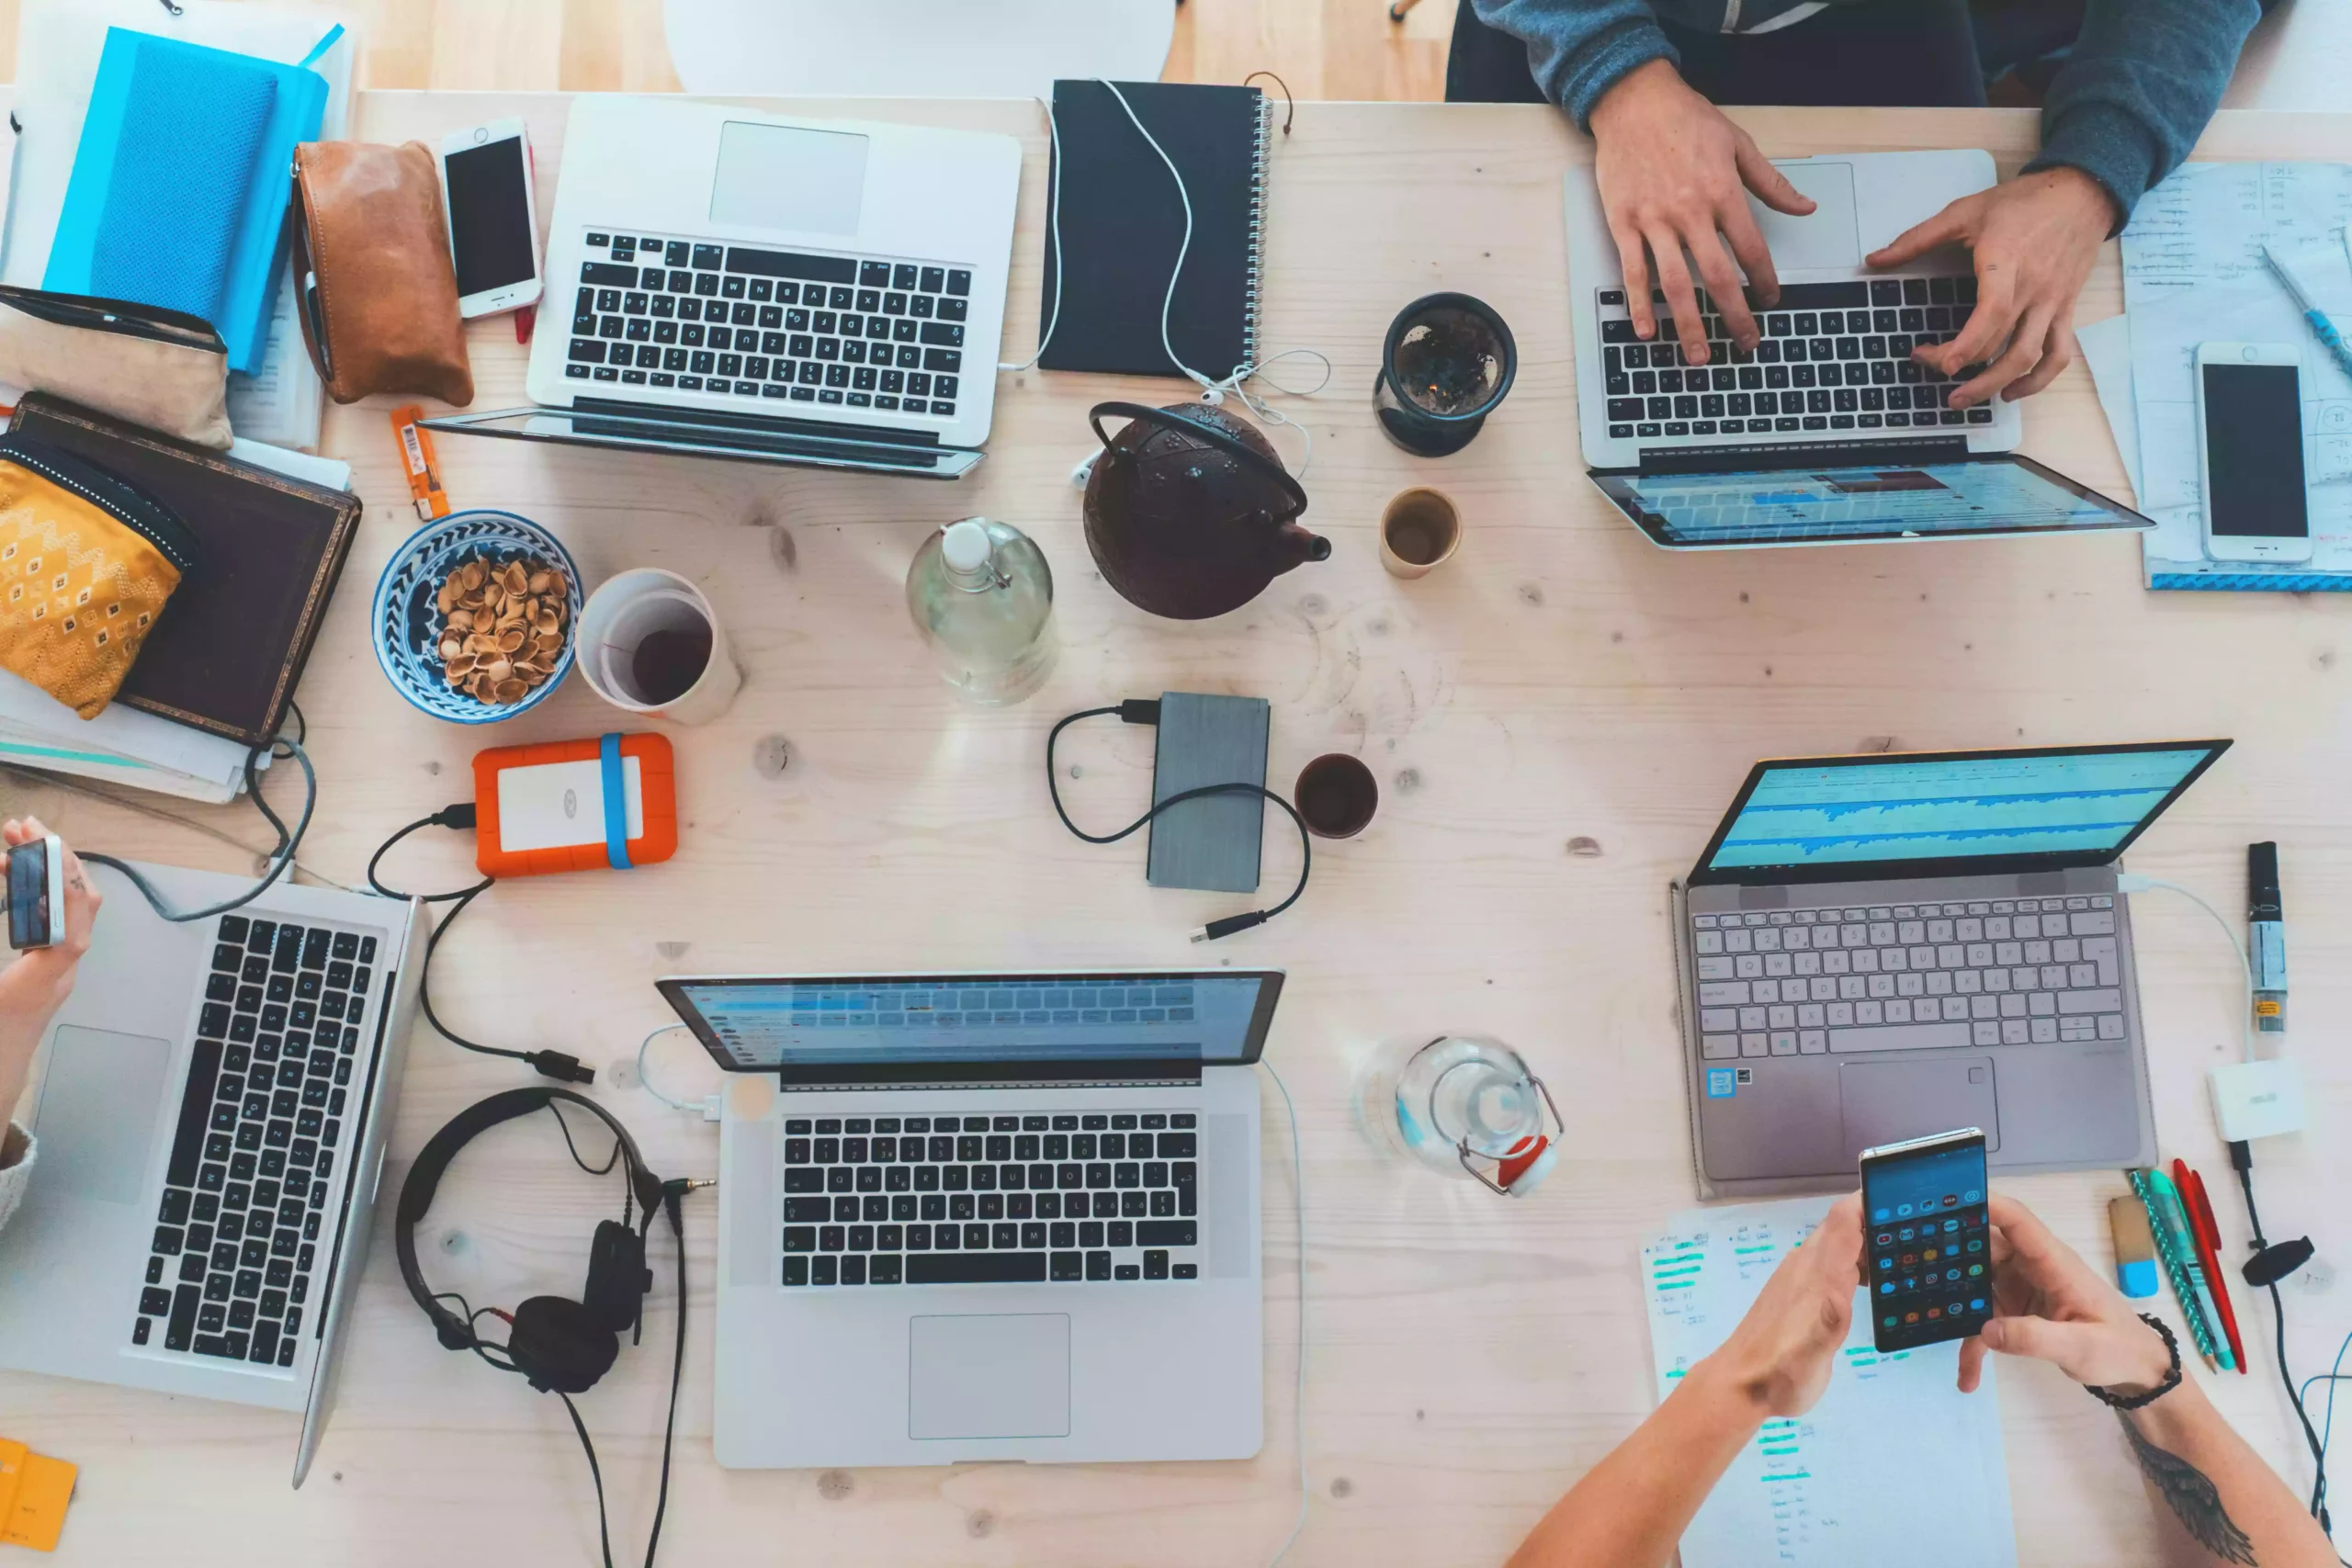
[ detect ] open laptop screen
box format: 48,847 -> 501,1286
659,971 -> 1283,1084
1692,742 -> 2229,885
1590,452 -> 2149,548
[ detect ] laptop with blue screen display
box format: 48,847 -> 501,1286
1589,447 -> 2154,551
656,969 -> 1282,1468
1668,742 -> 2229,1198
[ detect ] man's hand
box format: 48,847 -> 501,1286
1589,59 -> 1815,367
1867,166 -> 2117,409
1959,1194 -> 2174,1396
1702,1194 -> 1863,1417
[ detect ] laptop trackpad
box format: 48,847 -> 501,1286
909,1314 -> 1071,1440
1750,161 -> 1861,271
1838,1056 -> 1997,1167
34,1026 -> 173,1206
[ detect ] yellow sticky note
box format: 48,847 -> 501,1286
0,1450 -> 74,1551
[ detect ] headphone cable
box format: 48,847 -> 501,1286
559,1182 -> 692,1568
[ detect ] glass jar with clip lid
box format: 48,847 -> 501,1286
1355,1034 -> 1561,1196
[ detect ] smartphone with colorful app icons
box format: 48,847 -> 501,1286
1860,1127 -> 1994,1353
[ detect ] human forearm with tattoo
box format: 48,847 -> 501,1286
1962,1197 -> 2336,1567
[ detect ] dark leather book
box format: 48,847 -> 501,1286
1038,80 -> 1270,382
8,393 -> 361,747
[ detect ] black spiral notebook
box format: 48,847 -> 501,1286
1038,80 -> 1271,382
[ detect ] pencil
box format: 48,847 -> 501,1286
2144,1168 -> 2233,1372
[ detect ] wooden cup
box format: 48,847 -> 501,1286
1379,487 -> 1462,579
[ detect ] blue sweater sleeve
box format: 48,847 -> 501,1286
2025,0 -> 2261,231
1469,0 -> 1680,129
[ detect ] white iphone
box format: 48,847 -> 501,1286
437,118 -> 542,319
2196,341 -> 2312,564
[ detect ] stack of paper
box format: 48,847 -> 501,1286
1642,1197 -> 2017,1568
2101,162 -> 2352,590
4,0 -> 355,452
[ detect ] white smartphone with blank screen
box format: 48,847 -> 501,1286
2196,341 -> 2312,564
438,119 -> 542,318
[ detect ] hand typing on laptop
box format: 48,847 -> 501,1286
1862,166 -> 2113,409
0,817 -> 101,1227
1586,59 -> 2111,407
1471,0 -> 2263,415
1504,1193 -> 2338,1568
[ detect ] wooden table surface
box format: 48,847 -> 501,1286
4,94 -> 2348,1568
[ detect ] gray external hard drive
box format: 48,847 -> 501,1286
1147,693 -> 1269,895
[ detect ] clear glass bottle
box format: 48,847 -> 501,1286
905,517 -> 1057,706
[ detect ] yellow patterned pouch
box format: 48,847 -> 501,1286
0,435 -> 196,718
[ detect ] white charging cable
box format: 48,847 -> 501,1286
1001,83 -> 1332,478
2116,874 -> 2256,1061
1258,1057 -> 1310,1566
637,1022 -> 723,1118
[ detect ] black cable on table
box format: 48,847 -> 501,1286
368,806 -> 594,1084
83,718 -> 317,922
1046,702 -> 1312,940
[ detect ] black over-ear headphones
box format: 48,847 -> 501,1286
395,1087 -> 696,1568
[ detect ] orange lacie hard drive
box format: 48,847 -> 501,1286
472,733 -> 678,877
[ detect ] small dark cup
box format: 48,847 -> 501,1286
1295,753 -> 1379,840
1374,292 -> 1518,457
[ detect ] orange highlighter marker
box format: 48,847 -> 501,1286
2176,1160 -> 2247,1374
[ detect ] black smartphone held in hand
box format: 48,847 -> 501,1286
1860,1127 -> 1993,1352
6,835 -> 62,951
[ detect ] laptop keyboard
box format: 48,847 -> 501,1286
1691,897 -> 2125,1058
1598,278 -> 1993,442
782,1112 -> 1201,1288
133,914 -> 376,1368
566,231 -> 969,421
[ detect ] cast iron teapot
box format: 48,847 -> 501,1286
1082,400 -> 1329,620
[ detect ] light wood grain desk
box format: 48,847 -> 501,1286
3,93 -> 2347,1568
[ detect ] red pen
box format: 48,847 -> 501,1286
2176,1160 -> 2248,1374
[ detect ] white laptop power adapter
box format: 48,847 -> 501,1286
2209,1057 -> 2308,1142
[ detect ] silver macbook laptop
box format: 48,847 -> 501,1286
424,96 -> 1021,479
659,969 -> 1278,1469
0,861 -> 425,1485
1565,151 -> 2152,550
1670,741 -> 2230,1199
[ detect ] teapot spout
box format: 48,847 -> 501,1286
1275,522 -> 1332,573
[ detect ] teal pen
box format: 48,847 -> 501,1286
2147,1168 -> 2236,1372
2263,243 -> 2352,383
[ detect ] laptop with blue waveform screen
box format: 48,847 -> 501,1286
1694,742 -> 2229,882
1589,451 -> 2151,549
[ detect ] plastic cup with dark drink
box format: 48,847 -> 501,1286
576,568 -> 741,725
1374,292 -> 1518,457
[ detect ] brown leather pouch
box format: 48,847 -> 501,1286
290,141 -> 473,407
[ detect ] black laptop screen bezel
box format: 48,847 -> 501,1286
656,970 -> 1285,1086
1588,447 -> 2154,549
1686,739 -> 2233,886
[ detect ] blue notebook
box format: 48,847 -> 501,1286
44,28 -> 335,376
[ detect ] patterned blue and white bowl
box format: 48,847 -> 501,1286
371,510 -> 582,724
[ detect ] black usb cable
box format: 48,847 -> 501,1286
1046,700 -> 1311,941
368,805 -> 595,1085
